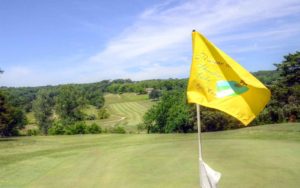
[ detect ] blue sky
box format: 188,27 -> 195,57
1,0 -> 300,87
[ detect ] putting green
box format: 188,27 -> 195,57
0,123 -> 300,188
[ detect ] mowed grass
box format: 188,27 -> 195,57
85,93 -> 154,132
104,93 -> 148,104
1,123 -> 300,188
25,93 -> 152,133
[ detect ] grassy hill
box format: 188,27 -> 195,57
84,93 -> 154,133
24,93 -> 154,134
1,123 -> 300,188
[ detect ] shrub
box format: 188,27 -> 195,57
201,109 -> 241,131
49,121 -> 65,135
283,104 -> 300,122
98,108 -> 110,119
110,126 -> 126,134
26,129 -> 39,136
65,122 -> 87,134
136,123 -> 146,133
87,123 -> 102,134
85,114 -> 97,120
149,89 -> 161,100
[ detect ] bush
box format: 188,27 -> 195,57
26,129 -> 39,136
49,121 -> 65,135
149,89 -> 161,100
87,123 -> 102,134
49,121 -> 103,135
85,114 -> 96,120
283,104 -> 300,122
136,123 -> 146,133
201,109 -> 241,131
110,126 -> 126,134
98,108 -> 110,119
65,122 -> 87,134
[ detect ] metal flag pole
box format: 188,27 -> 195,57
196,104 -> 203,187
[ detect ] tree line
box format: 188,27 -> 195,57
0,77 -> 187,136
0,51 -> 299,136
142,51 -> 300,133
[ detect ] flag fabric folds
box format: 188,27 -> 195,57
200,160 -> 221,188
187,31 -> 271,125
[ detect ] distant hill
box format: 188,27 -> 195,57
252,70 -> 280,85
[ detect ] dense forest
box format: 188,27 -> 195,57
0,51 -> 299,136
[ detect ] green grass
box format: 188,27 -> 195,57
1,123 -> 300,188
82,105 -> 99,117
85,93 -> 154,132
104,93 -> 148,104
25,93 -> 152,133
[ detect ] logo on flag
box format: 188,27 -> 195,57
216,80 -> 249,98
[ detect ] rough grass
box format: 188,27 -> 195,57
0,123 -> 300,188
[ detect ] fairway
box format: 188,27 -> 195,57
25,93 -> 153,133
1,123 -> 300,188
86,93 -> 154,132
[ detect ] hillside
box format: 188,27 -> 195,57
84,93 -> 154,133
252,70 -> 280,85
23,93 -> 154,134
0,123 -> 299,188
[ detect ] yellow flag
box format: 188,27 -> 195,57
187,31 -> 271,125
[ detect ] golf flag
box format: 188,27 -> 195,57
201,160 -> 221,188
187,31 -> 271,125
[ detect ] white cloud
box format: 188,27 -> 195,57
0,66 -> 35,87
2,0 -> 300,86
87,0 -> 300,81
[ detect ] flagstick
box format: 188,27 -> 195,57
196,104 -> 203,187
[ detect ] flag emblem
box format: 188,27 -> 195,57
216,80 -> 249,98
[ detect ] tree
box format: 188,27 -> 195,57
33,89 -> 54,134
3,87 -> 39,112
268,51 -> 300,122
165,101 -> 194,133
274,51 -> 300,87
149,89 -> 161,100
107,83 -> 121,93
143,90 -> 195,133
135,86 -> 147,95
85,89 -> 104,109
55,86 -> 85,123
200,107 -> 241,131
0,91 -> 27,137
252,70 -> 280,85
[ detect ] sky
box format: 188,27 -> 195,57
0,0 -> 300,87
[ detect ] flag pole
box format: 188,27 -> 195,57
196,104 -> 203,187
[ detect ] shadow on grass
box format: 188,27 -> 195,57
0,138 -> 18,142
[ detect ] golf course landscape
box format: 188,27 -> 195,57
24,93 -> 153,134
1,2 -> 299,187
85,93 -> 154,133
1,123 -> 300,188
